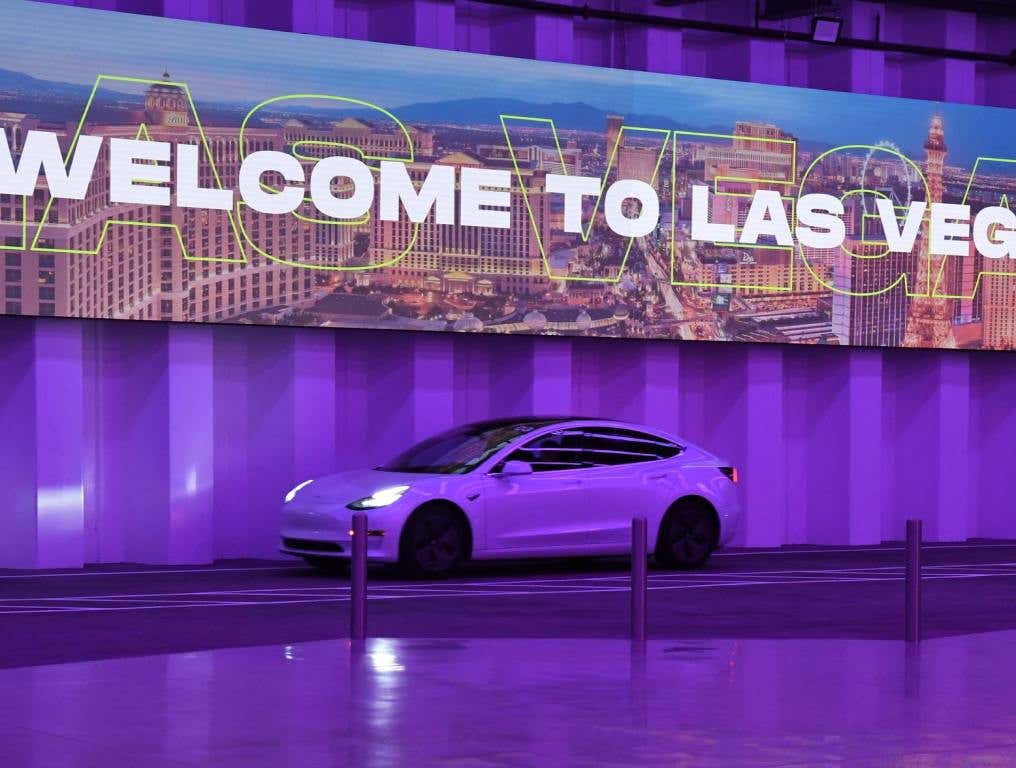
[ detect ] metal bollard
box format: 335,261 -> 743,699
350,511 -> 368,642
905,519 -> 922,643
631,516 -> 648,642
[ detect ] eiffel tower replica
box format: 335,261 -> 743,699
903,114 -> 956,349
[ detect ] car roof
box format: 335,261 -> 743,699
459,416 -> 622,431
465,416 -> 605,428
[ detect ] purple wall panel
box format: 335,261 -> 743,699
33,321 -> 86,567
293,331 -> 338,480
781,350 -> 808,543
802,350 -> 850,544
118,325 -> 170,564
0,320 -> 41,569
166,326 -> 216,563
487,335 -> 537,417
212,327 -> 251,559
244,329 -> 297,559
641,345 -> 681,436
411,335 -> 455,443
88,325 -> 127,563
363,334 -> 416,461
935,355 -> 972,541
3,0 -> 1016,566
334,331 -> 371,470
847,351 -> 885,544
451,335 -> 492,425
972,355 -> 1016,538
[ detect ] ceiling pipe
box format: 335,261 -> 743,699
466,0 -> 1015,65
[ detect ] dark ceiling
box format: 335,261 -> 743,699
473,0 -> 1016,63
654,0 -> 1016,20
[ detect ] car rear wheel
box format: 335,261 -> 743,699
303,556 -> 350,575
655,499 -> 718,569
399,503 -> 468,578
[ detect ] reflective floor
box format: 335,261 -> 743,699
10,545 -> 1016,669
2,632 -> 1016,767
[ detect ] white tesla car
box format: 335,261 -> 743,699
280,417 -> 741,577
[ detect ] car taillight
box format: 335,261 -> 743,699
720,466 -> 738,483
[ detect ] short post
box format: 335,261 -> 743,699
631,516 -> 648,642
905,519 -> 922,643
350,511 -> 368,642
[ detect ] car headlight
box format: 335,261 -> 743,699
347,485 -> 410,510
284,479 -> 314,503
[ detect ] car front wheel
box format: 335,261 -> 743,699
399,503 -> 469,578
655,499 -> 718,569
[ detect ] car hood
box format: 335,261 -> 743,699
297,468 -> 441,504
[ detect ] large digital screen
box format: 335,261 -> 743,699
4,2 -> 1016,350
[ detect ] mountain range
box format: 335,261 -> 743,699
0,68 -> 734,134
0,67 -> 836,154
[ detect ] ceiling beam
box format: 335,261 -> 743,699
467,0 -> 1015,65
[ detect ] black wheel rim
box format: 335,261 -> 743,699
667,510 -> 713,563
411,512 -> 461,572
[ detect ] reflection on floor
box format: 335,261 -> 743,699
2,632 -> 1016,767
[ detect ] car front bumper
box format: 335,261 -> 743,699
280,501 -> 402,562
280,532 -> 392,561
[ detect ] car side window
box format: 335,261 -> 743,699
506,431 -> 586,472
574,428 -> 682,465
504,427 -> 681,472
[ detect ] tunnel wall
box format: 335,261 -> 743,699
4,0 -> 1016,566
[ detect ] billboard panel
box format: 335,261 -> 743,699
3,2 -> 1016,349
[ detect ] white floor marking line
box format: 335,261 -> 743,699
711,544 -> 1016,556
3,543 -> 1016,580
3,571 -> 1015,614
7,563 -> 1016,601
0,597 -> 351,614
0,565 -> 299,580
364,563 -> 1016,588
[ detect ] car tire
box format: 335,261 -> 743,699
399,503 -> 469,578
655,498 -> 718,570
303,556 -> 350,575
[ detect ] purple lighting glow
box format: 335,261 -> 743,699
1,0 -> 1014,570
2,634 -> 1016,765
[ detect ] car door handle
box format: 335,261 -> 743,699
648,473 -> 667,481
564,478 -> 583,486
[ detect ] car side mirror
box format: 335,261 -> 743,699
496,460 -> 533,477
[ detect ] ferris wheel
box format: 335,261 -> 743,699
858,140 -> 922,216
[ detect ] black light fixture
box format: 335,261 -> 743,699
811,15 -> 843,44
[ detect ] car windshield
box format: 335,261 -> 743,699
378,421 -> 554,474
